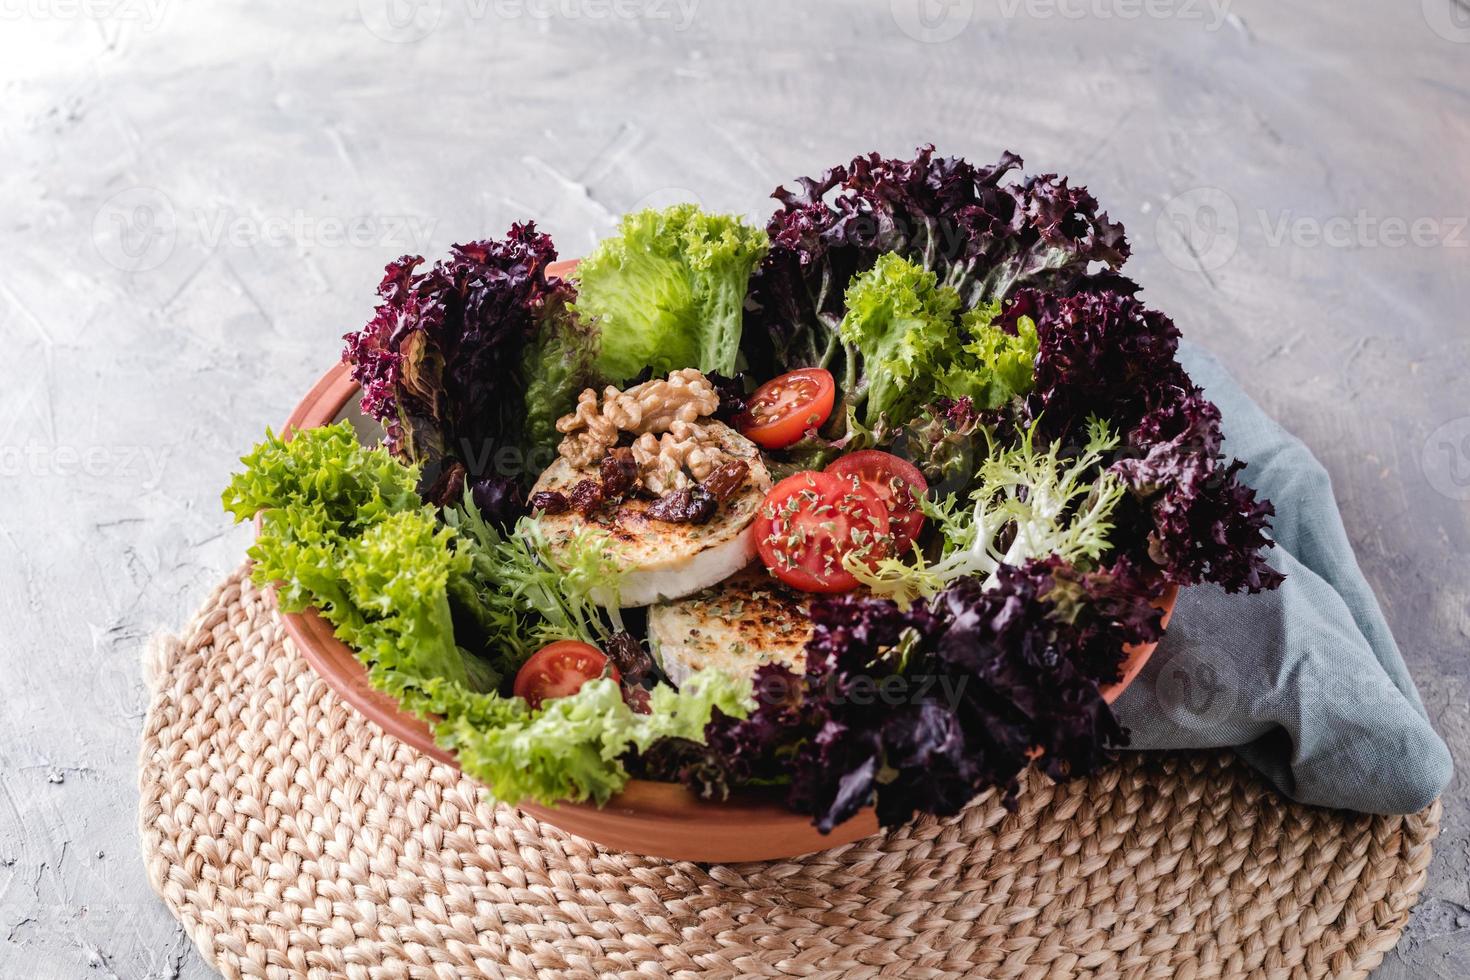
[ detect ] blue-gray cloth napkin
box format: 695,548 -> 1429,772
1113,342 -> 1451,814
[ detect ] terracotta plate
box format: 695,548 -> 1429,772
266,259 -> 1177,863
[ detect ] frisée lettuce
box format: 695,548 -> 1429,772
848,419 -> 1126,605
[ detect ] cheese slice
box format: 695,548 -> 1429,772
647,564 -> 813,686
530,421 -> 772,607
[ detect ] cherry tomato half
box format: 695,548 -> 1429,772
513,640 -> 620,710
826,450 -> 929,551
753,470 -> 892,593
737,368 -> 836,450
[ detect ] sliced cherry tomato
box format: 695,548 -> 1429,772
826,450 -> 929,551
753,470 -> 893,593
737,368 -> 836,449
513,640 -> 620,710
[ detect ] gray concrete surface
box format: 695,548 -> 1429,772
2,1 -> 1467,976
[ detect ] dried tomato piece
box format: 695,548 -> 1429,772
701,459 -> 750,503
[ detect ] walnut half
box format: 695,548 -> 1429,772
630,421 -> 727,496
554,369 -> 723,474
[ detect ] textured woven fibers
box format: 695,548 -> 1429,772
138,566 -> 1440,979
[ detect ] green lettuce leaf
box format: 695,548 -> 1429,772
572,204 -> 770,383
836,255 -> 1041,436
342,510 -> 471,689
938,302 -> 1040,409
224,421 -> 751,808
838,252 -> 962,432
443,490 -> 627,666
521,287 -> 602,460
437,669 -> 754,807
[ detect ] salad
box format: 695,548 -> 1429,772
224,146 -> 1283,834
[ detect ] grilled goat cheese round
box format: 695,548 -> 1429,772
531,421 -> 772,607
647,564 -> 813,686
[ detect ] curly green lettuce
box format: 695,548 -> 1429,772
836,254 -> 1040,437
941,302 -> 1040,408
223,421 -> 752,807
838,251 -> 962,432
572,204 -> 770,383
438,669 -> 754,806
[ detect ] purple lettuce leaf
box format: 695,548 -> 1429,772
1107,383 -> 1285,593
698,559 -> 1162,833
342,223 -> 575,524
1022,287 -> 1188,441
744,145 -> 1128,382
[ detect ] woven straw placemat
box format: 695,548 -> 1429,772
138,566 -> 1440,979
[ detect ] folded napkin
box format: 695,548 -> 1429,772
1113,342 -> 1451,814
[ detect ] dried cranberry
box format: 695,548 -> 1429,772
528,490 -> 570,515
646,486 -> 718,524
569,478 -> 605,516
605,630 -> 656,686
623,685 -> 652,714
599,447 -> 638,500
